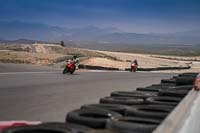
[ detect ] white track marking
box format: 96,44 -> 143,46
88,70 -> 150,73
0,71 -> 59,75
0,70 -> 151,75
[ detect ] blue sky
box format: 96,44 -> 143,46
0,0 -> 200,33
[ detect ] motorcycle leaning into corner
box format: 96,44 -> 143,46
63,60 -> 76,74
130,63 -> 138,72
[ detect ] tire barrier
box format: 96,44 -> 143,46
81,104 -> 132,115
38,122 -> 92,133
2,123 -> 90,133
145,96 -> 182,106
136,87 -> 165,92
125,105 -> 174,119
151,83 -> 176,87
161,78 -> 177,84
167,85 -> 193,91
178,73 -> 199,77
176,76 -> 196,86
66,108 -> 122,129
135,90 -> 159,96
110,91 -> 156,100
158,90 -> 189,98
106,117 -> 160,133
137,85 -> 193,96
2,72 -> 198,133
99,97 -> 144,105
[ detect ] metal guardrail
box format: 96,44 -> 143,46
153,88 -> 200,133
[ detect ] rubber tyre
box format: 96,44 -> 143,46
136,90 -> 158,95
158,89 -> 189,98
63,68 -> 68,74
70,68 -> 75,74
106,117 -> 160,133
145,96 -> 182,106
136,87 -> 162,92
87,129 -> 115,133
178,73 -> 198,77
66,108 -> 122,129
146,85 -> 173,89
110,91 -> 156,99
125,105 -> 173,119
159,83 -> 176,86
168,85 -> 193,91
81,104 -> 132,115
99,97 -> 144,105
161,78 -> 176,84
39,122 -> 92,133
129,104 -> 175,110
70,70 -> 74,74
176,76 -> 196,86
2,124 -> 71,133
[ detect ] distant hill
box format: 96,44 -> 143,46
0,21 -> 119,42
0,21 -> 200,45
0,21 -> 66,41
0,39 -> 60,45
0,39 -> 36,44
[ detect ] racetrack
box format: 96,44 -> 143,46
0,63 -> 176,122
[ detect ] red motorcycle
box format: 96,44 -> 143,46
130,63 -> 138,72
63,61 -> 76,74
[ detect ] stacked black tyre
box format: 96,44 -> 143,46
2,73 -> 198,133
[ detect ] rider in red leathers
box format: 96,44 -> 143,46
130,59 -> 138,72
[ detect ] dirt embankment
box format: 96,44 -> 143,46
0,43 -> 199,72
0,43 -> 117,66
0,51 -> 65,65
0,44 -> 68,65
81,50 -> 189,68
81,57 -> 128,70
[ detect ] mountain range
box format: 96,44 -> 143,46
0,21 -> 200,45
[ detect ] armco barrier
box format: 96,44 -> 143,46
153,86 -> 200,133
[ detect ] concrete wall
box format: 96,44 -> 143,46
153,89 -> 200,133
179,91 -> 200,133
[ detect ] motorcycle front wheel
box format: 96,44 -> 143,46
63,68 -> 68,74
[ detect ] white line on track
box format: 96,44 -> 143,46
0,71 -> 59,75
0,70 -> 151,75
88,70 -> 150,73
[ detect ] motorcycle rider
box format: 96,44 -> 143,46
63,58 -> 76,74
64,56 -> 78,71
132,59 -> 138,66
131,59 -> 138,72
66,58 -> 72,65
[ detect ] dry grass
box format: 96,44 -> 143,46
48,46 -> 119,59
1,44 -> 199,72
0,51 -> 66,65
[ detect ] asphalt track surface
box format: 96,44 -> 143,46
0,63 -> 176,122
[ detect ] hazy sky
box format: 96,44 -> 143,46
0,0 -> 200,33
